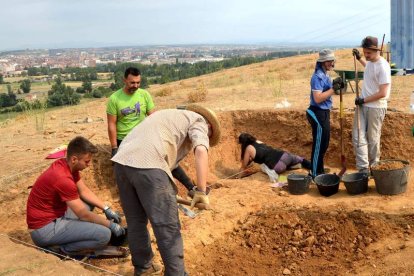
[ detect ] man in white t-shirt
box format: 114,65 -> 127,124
352,36 -> 391,174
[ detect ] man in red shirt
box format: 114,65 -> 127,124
27,136 -> 124,255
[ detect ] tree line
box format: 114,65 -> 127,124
1,50 -> 300,112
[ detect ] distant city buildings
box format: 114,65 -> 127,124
0,45 -> 287,76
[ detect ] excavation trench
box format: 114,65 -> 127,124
4,109 -> 413,275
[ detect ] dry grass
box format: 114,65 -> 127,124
141,48 -> 410,113
188,82 -> 208,103
155,87 -> 173,97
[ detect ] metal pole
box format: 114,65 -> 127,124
353,55 -> 360,147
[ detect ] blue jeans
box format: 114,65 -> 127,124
30,204 -> 111,253
114,164 -> 186,276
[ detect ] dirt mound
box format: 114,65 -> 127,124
194,206 -> 412,276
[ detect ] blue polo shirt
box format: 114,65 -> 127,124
309,63 -> 333,110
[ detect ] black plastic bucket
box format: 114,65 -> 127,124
287,173 -> 311,195
314,174 -> 340,197
342,172 -> 368,195
371,159 -> 410,195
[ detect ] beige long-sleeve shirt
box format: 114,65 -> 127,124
111,109 -> 210,182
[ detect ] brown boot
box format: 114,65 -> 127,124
134,263 -> 163,276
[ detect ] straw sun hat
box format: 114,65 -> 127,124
185,104 -> 221,147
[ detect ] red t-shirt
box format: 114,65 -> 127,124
26,159 -> 80,229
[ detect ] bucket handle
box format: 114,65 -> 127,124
399,168 -> 409,187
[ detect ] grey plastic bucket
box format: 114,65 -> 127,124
314,174 -> 340,197
371,159 -> 410,195
342,172 -> 368,195
287,173 -> 311,195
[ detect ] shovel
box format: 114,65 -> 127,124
354,55 -> 361,147
338,81 -> 347,177
177,204 -> 197,218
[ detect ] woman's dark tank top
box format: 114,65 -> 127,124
252,142 -> 284,169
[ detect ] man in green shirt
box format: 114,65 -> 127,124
107,67 -> 155,157
107,67 -> 201,197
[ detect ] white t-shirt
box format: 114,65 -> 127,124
361,56 -> 391,108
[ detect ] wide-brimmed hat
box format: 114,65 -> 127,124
317,49 -> 336,62
185,104 -> 221,147
361,36 -> 380,51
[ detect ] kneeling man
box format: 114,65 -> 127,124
27,136 -> 124,255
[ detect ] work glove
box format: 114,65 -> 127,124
111,148 -> 118,158
332,77 -> 344,91
188,186 -> 211,198
355,97 -> 365,106
109,222 -> 125,237
104,206 -> 122,223
352,48 -> 361,60
190,190 -> 209,209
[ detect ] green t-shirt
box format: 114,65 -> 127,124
106,88 -> 155,140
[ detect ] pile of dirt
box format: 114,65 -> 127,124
192,206 -> 412,276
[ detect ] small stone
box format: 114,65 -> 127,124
50,115 -> 56,120
364,237 -> 373,244
43,129 -> 56,135
294,229 -> 303,239
386,245 -> 393,250
83,117 -> 93,123
317,228 -> 326,236
279,191 -> 289,197
328,211 -> 338,217
407,225 -> 411,230
283,268 -> 291,275
305,236 -> 316,247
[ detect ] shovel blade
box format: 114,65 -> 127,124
178,204 -> 196,218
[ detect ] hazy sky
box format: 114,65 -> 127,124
0,0 -> 390,51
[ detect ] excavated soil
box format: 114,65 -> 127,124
372,161 -> 407,171
193,206 -> 414,276
1,108 -> 413,275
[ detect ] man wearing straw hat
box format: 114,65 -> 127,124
112,104 -> 220,276
352,36 -> 391,174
